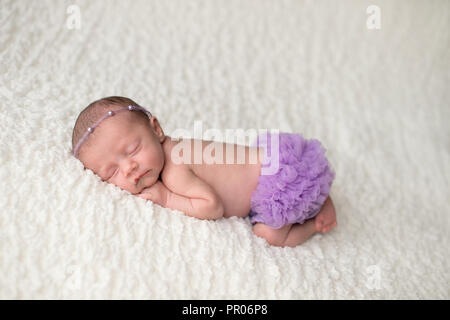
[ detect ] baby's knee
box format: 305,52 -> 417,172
252,223 -> 288,247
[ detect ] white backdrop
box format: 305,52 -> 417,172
0,0 -> 448,299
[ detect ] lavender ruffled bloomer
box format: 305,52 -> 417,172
249,132 -> 336,229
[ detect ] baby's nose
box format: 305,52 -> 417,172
124,161 -> 138,177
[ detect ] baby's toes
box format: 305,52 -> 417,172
323,222 -> 337,233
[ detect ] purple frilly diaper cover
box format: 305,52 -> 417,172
249,132 -> 336,229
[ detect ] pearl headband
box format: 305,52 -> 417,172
72,105 -> 152,158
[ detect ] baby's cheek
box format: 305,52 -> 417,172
113,176 -> 134,193
146,148 -> 163,167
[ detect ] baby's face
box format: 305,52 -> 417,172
79,113 -> 166,194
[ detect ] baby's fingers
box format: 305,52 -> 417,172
137,192 -> 153,201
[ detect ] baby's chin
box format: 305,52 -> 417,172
114,172 -> 159,195
131,182 -> 149,195
117,182 -> 147,195
134,175 -> 158,194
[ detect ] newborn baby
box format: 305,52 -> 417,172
72,96 -> 337,247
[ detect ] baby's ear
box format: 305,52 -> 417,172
150,117 -> 165,141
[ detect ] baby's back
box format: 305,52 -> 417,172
165,138 -> 263,218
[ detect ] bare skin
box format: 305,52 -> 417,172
78,111 -> 337,247
253,196 -> 337,247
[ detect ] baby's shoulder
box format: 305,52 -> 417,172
161,136 -> 196,187
160,157 -> 190,186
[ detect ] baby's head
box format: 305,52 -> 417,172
72,96 -> 166,194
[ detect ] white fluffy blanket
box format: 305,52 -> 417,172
0,0 -> 448,299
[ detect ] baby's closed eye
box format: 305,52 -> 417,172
101,166 -> 118,181
103,143 -> 140,180
128,142 -> 139,155
109,167 -> 119,179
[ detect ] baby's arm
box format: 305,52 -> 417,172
138,167 -> 224,220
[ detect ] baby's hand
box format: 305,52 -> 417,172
137,181 -> 169,207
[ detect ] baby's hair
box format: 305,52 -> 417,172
71,96 -> 150,157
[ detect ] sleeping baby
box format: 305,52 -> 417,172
71,96 -> 337,247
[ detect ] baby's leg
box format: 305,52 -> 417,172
253,220 -> 317,247
252,196 -> 337,247
253,223 -> 293,247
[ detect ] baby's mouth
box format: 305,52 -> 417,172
142,169 -> 151,178
137,169 -> 151,183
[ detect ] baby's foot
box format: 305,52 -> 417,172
314,197 -> 337,233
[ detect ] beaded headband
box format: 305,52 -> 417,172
72,105 -> 152,158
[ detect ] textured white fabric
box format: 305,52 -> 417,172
0,0 -> 449,299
